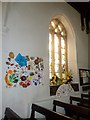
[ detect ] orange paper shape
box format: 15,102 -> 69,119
8,70 -> 13,74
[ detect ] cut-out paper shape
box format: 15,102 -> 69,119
8,70 -> 13,74
29,76 -> 33,80
32,79 -> 40,86
5,74 -> 13,87
25,79 -> 31,86
9,73 -> 19,83
9,52 -> 14,58
15,53 -> 27,67
20,75 -> 27,81
8,58 -> 11,61
26,56 -> 30,61
6,61 -> 10,65
19,81 -> 27,88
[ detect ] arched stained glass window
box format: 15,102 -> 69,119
49,18 -> 67,85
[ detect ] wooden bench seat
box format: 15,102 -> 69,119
4,96 -> 90,120
81,92 -> 90,100
30,103 -> 75,120
53,100 -> 90,120
3,107 -> 36,120
4,106 -> 74,120
70,96 -> 90,108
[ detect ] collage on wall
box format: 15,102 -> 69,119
5,52 -> 44,88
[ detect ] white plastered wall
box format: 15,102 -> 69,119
2,2 -> 88,118
0,1 -> 2,120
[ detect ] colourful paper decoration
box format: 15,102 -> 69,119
15,53 -> 27,67
5,52 -> 44,88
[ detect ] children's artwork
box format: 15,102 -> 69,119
5,52 -> 44,88
15,53 -> 27,67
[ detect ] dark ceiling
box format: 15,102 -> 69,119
67,2 -> 90,34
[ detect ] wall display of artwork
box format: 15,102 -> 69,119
79,68 -> 90,86
5,52 -> 44,88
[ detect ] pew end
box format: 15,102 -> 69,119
4,107 -> 23,120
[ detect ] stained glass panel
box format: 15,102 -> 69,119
49,18 -> 67,86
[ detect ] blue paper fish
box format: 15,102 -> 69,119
15,53 -> 27,67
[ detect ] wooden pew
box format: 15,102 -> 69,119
4,107 -> 23,120
81,92 -> 90,100
4,106 -> 74,120
53,100 -> 90,120
70,96 -> 81,104
3,107 -> 32,120
30,103 -> 75,120
70,96 -> 90,108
